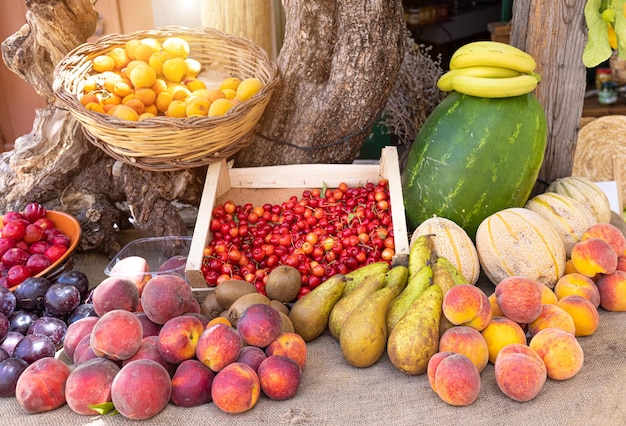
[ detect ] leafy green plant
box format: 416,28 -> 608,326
583,0 -> 626,67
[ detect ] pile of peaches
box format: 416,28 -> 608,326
79,36 -> 264,121
427,221 -> 625,406
11,256 -> 306,420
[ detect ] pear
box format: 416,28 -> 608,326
385,264 -> 433,334
387,284 -> 443,375
343,261 -> 389,297
328,271 -> 386,339
288,274 -> 346,342
339,284 -> 401,368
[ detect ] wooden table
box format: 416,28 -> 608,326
582,91 -> 626,117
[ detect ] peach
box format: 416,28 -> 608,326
183,311 -> 210,328
211,362 -> 261,413
141,274 -> 194,324
63,316 -> 99,361
427,351 -> 453,393
109,256 -> 150,289
237,303 -> 282,348
257,355 -> 302,400
557,295 -> 600,337
528,327 -> 584,380
442,284 -> 483,325
439,325 -> 489,373
157,315 -> 204,365
480,316 -> 527,364
15,357 -> 71,414
430,352 -> 480,406
570,238 -> 618,278
265,332 -> 308,369
596,270 -> 626,311
237,345 -> 267,372
540,284 -> 559,305
494,343 -> 546,402
111,359 -> 172,420
92,276 -> 139,316
90,309 -> 143,361
73,333 -> 99,365
495,276 -> 543,324
553,273 -> 600,308
582,222 -> 626,257
122,335 -> 176,377
170,359 -> 215,407
526,303 -> 576,337
617,255 -> 626,272
65,357 -> 120,415
487,293 -> 505,316
196,323 -> 242,372
134,312 -> 162,338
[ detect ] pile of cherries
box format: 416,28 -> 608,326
201,179 -> 396,298
0,203 -> 73,288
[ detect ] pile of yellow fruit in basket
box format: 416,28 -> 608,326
78,36 -> 264,121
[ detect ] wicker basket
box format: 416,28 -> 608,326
53,26 -> 279,171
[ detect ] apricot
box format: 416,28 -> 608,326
92,276 -> 139,316
15,357 -> 71,414
163,57 -> 188,83
63,316 -> 98,361
430,352 -> 480,406
265,332 -> 307,369
439,325 -> 489,373
211,362 -> 260,413
553,273 -> 601,308
129,63 -> 157,89
185,95 -> 210,117
495,276 -> 543,324
480,316 -> 527,364
596,270 -> 626,311
526,303 -> 576,337
171,359 -> 215,407
111,359 -> 172,420
90,309 -> 143,361
141,274 -> 194,325
237,303 -> 282,348
157,315 -> 204,365
237,346 -> 267,372
235,77 -> 263,102
65,357 -> 120,415
122,335 -> 176,377
557,295 -> 600,336
494,343 -> 547,402
570,238 -> 618,278
582,222 -> 626,257
528,327 -> 584,380
196,323 -> 242,372
257,355 -> 302,400
208,98 -> 233,116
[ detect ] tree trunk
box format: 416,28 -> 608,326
510,0 -> 587,192
234,0 -> 406,166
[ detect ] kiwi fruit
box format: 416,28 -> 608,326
214,279 -> 258,310
226,292 -> 270,327
200,291 -> 223,319
269,299 -> 290,315
265,265 -> 302,302
279,311 -> 295,333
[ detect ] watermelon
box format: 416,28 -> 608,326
401,91 -> 547,239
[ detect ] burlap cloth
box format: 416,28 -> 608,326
1,273 -> 625,426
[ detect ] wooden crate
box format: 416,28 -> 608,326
185,146 -> 410,294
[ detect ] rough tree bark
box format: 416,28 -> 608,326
510,0 -> 587,192
0,0 -> 407,254
235,0 -> 406,166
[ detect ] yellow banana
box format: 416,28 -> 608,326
450,41 -> 537,74
450,74 -> 539,98
437,66 -> 521,92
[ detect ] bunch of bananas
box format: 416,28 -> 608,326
437,41 -> 541,98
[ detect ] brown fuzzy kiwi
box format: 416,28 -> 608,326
279,311 -> 295,333
265,265 -> 302,302
214,279 -> 258,310
200,291 -> 223,319
269,299 -> 290,315
226,293 -> 270,327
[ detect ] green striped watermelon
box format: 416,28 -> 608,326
401,91 -> 547,239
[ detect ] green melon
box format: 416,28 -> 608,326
401,91 -> 547,239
